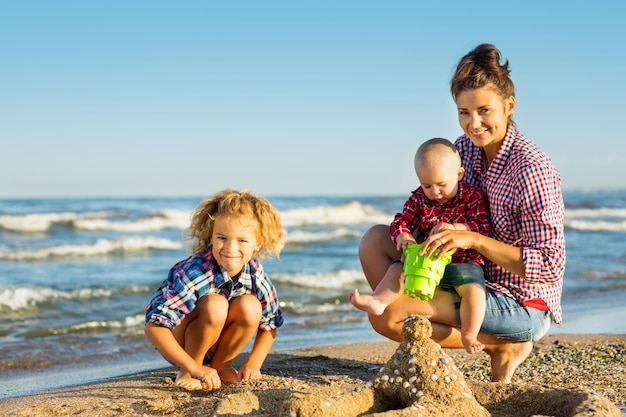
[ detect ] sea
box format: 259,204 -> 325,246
1,191 -> 626,399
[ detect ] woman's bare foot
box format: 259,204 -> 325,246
485,341 -> 533,382
175,370 -> 203,390
349,289 -> 387,316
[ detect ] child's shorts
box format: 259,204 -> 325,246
439,261 -> 485,291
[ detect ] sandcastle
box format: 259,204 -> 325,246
370,315 -> 490,416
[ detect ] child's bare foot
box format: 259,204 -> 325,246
215,365 -> 240,384
175,371 -> 203,390
349,289 -> 387,316
462,334 -> 485,354
184,365 -> 221,391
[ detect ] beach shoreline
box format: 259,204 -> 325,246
2,333 -> 624,417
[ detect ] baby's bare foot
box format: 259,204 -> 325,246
349,289 -> 387,316
462,334 -> 485,354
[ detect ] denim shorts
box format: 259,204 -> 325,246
477,289 -> 552,342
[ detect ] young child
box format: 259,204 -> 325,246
145,189 -> 285,390
350,138 -> 490,354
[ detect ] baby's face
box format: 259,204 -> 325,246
415,156 -> 462,205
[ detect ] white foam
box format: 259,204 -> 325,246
271,269 -> 365,289
0,236 -> 184,261
0,286 -> 114,311
280,201 -> 391,227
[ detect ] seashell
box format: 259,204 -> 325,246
403,381 -> 410,388
444,376 -> 451,383
430,374 -> 438,381
408,376 -> 417,383
381,375 -> 389,382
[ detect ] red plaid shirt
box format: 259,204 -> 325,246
390,182 -> 490,265
456,126 -> 566,324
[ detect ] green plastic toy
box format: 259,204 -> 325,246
403,243 -> 455,300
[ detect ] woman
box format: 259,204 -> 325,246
358,44 -> 565,383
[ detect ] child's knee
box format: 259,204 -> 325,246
231,295 -> 262,324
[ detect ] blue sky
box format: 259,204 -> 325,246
2,1 -> 625,197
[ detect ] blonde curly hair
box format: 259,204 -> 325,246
188,189 -> 285,259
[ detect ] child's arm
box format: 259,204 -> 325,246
238,329 -> 277,381
145,322 -> 221,389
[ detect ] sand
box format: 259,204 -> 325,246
1,320 -> 625,417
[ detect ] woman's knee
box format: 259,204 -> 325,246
359,225 -> 392,257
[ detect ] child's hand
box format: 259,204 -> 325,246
193,365 -> 221,390
238,365 -> 262,381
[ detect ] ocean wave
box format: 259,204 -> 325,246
73,209 -> 190,232
564,219 -> 626,231
565,208 -> 626,218
280,201 -> 392,227
45,313 -> 146,336
0,285 -> 149,311
0,237 -> 184,261
271,269 -> 365,289
0,209 -> 190,233
564,207 -> 626,231
0,202 -> 391,234
285,227 -> 363,244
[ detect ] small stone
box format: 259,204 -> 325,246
430,374 -> 438,381
444,376 -> 451,383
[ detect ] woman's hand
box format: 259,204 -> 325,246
420,229 -> 478,260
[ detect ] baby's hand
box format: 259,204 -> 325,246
396,233 -> 417,251
430,222 -> 455,235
